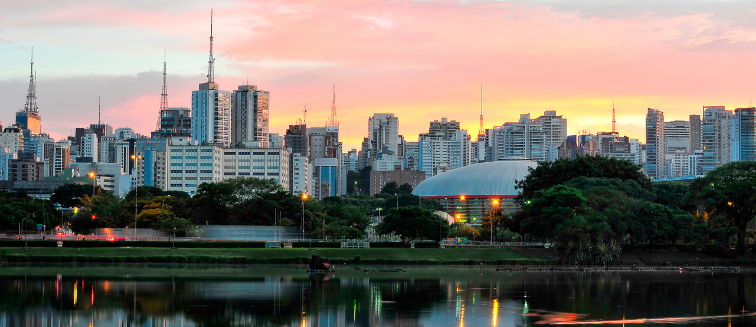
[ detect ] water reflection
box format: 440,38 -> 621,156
0,266 -> 754,326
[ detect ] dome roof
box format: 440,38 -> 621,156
412,159 -> 537,197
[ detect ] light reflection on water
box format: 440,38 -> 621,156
0,266 -> 754,326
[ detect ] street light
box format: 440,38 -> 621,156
21,214 -> 28,249
301,193 -> 308,241
162,195 -> 171,242
88,171 -> 96,196
131,154 -> 142,239
395,193 -> 399,210
490,198 -> 500,243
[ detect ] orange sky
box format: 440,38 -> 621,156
2,0 -> 756,149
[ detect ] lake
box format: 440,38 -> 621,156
0,264 -> 753,326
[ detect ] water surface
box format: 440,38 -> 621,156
0,264 -> 753,326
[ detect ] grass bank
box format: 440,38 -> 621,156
0,247 -> 552,265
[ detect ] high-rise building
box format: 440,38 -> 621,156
665,120 -> 690,153
418,118 -> 470,177
165,137 -> 222,195
487,111 -> 566,162
191,12 -> 231,147
645,108 -> 665,178
52,141 -> 71,177
0,127 -> 24,154
192,83 -> 231,147
689,115 -> 701,152
81,133 -> 99,162
701,106 -> 732,173
730,107 -> 756,162
368,114 -> 399,155
308,126 -> 343,198
231,85 -> 269,148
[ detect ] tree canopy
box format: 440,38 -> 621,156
377,206 -> 449,242
687,161 -> 756,249
515,155 -> 651,200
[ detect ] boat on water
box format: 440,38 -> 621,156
308,255 -> 334,273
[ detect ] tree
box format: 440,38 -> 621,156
377,207 -> 450,242
51,183 -> 93,207
515,155 -> 651,200
481,208 -> 508,241
653,181 -> 690,209
520,185 -> 587,240
688,161 -> 756,250
124,186 -> 164,202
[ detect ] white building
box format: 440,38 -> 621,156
0,127 -> 24,154
291,153 -> 309,195
81,133 -> 99,162
701,106 -> 732,173
53,141 -> 71,177
368,114 -> 399,154
419,129 -> 471,177
166,137 -> 223,195
730,107 -> 756,162
220,147 -> 290,190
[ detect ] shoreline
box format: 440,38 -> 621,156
1,246 -> 755,266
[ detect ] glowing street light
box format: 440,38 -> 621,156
88,172 -> 96,196
301,193 -> 309,240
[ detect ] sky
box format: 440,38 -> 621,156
2,0 -> 756,150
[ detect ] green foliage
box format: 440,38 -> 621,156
687,161 -> 756,249
481,207 -> 509,241
516,155 -> 651,200
653,181 -> 690,209
51,183 -> 92,207
124,186 -> 164,202
377,206 -> 450,242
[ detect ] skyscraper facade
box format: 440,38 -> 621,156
701,106 -> 731,173
231,85 -> 269,147
645,108 -> 665,178
730,107 -> 756,162
191,82 -> 231,147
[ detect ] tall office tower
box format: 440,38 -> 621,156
427,118 -> 461,140
290,153 -> 309,195
730,107 -> 756,162
269,133 -> 283,148
689,115 -> 701,151
701,106 -> 732,173
645,108 -> 665,178
368,114 -> 399,155
231,85 -> 269,147
52,140 -> 71,177
0,148 -> 18,181
402,141 -> 419,171
165,137 -> 222,195
191,11 -> 231,147
114,128 -> 134,140
533,110 -> 568,160
135,138 -> 167,189
159,108 -> 192,138
17,49 -> 41,135
343,149 -> 359,172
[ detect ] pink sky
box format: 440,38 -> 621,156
2,0 -> 756,149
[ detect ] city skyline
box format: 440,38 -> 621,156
3,1 -> 756,149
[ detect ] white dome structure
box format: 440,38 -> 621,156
412,158 -> 537,224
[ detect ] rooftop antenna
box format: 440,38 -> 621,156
479,84 -> 484,136
327,84 -> 338,126
303,105 -> 307,125
98,94 -> 101,125
612,102 -> 616,134
157,51 -> 168,131
207,9 -> 215,83
23,47 -> 39,114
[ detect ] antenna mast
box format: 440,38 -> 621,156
479,84 -> 484,136
327,84 -> 338,126
303,105 -> 307,125
158,52 -> 168,131
98,94 -> 101,125
612,102 -> 616,134
207,9 -> 215,83
23,47 -> 39,114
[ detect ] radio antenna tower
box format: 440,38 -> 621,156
98,94 -> 102,125
478,84 -> 484,136
612,102 -> 616,134
303,105 -> 307,125
23,47 -> 39,114
207,9 -> 215,83
157,52 -> 168,131
327,84 -> 338,126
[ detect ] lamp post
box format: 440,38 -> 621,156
131,154 -> 142,239
491,198 -> 500,243
162,195 -> 171,241
395,193 -> 399,210
88,172 -> 96,196
21,214 -> 28,249
301,193 -> 308,241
